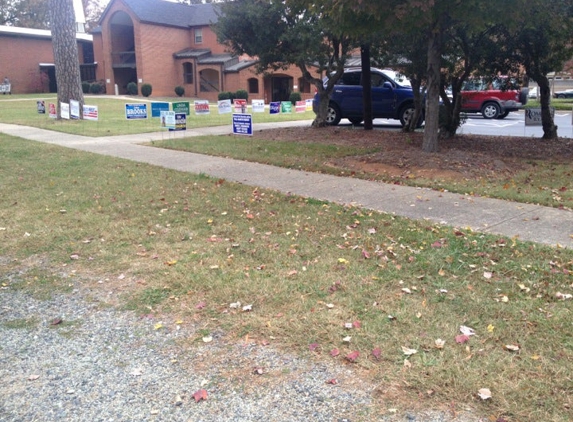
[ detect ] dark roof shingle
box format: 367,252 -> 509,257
117,0 -> 219,28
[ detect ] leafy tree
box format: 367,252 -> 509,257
49,0 -> 84,119
1,0 -> 50,28
215,0 -> 355,127
485,0 -> 573,139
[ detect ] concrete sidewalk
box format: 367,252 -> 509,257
2,122 -> 572,248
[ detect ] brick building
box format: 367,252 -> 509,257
0,25 -> 95,94
94,0 -> 314,102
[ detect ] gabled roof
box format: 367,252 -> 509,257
100,0 -> 219,29
0,24 -> 92,42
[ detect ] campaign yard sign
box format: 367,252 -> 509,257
70,100 -> 80,119
172,113 -> 187,131
524,107 -> 555,126
151,102 -> 170,118
218,99 -> 232,114
61,102 -> 70,120
269,102 -> 280,114
252,99 -> 265,113
160,111 -> 176,130
295,101 -> 306,113
232,113 -> 253,136
172,101 -> 190,115
305,99 -> 313,111
194,100 -> 210,115
83,105 -> 99,121
48,103 -> 57,119
234,99 -> 247,113
125,103 -> 148,119
37,100 -> 45,114
281,101 -> 292,113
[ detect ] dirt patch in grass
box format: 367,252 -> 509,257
252,126 -> 573,182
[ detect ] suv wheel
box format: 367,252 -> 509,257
481,102 -> 500,119
497,110 -> 510,119
399,105 -> 422,128
326,103 -> 342,126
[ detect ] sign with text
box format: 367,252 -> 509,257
48,103 -> 57,119
61,102 -> 70,120
70,100 -> 80,119
125,103 -> 148,119
151,102 -> 170,118
171,113 -> 187,131
218,99 -> 232,114
194,100 -> 210,115
280,101 -> 292,113
524,107 -> 554,126
234,99 -> 247,113
295,101 -> 306,113
305,99 -> 313,111
37,100 -> 45,114
232,113 -> 253,136
83,105 -> 99,121
269,101 -> 280,114
172,101 -> 190,115
160,111 -> 176,130
252,99 -> 265,113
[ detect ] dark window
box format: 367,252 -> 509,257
298,77 -> 311,93
183,62 -> 193,84
340,72 -> 361,86
248,78 -> 258,93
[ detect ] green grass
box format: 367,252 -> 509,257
0,94 -> 314,137
1,134 -> 572,421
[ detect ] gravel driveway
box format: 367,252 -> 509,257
1,285 -> 482,422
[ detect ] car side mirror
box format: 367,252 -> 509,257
383,81 -> 393,89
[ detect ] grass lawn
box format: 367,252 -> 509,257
0,94 -> 315,137
1,133 -> 572,421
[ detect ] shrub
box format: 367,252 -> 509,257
174,86 -> 185,97
82,81 -> 91,94
235,89 -> 248,101
89,82 -> 102,94
126,82 -> 138,95
218,91 -> 231,101
141,83 -> 152,97
289,92 -> 302,103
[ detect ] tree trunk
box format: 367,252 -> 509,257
538,75 -> 558,139
422,30 -> 442,152
49,0 -> 84,119
405,78 -> 424,132
312,89 -> 330,127
361,44 -> 373,130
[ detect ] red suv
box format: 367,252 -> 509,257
460,78 -> 529,119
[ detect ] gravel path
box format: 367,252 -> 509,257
1,286 -> 482,422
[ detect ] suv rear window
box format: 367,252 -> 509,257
340,72 -> 361,86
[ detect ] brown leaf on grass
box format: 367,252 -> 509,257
326,378 -> 339,385
330,348 -> 340,357
346,351 -> 360,362
50,318 -> 63,326
195,301 -> 206,309
362,249 -> 370,259
372,347 -> 382,360
309,343 -> 319,352
455,335 -> 470,344
352,320 -> 361,329
193,389 -> 208,402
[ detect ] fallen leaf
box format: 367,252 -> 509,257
401,346 -> 417,356
352,320 -> 361,329
130,368 -> 143,376
401,288 -> 412,294
193,389 -> 208,403
195,301 -> 206,309
504,344 -> 520,352
330,348 -> 340,357
372,347 -> 382,360
229,301 -> 241,308
326,378 -> 339,385
202,336 -> 213,343
477,388 -> 492,400
154,323 -> 163,330
435,339 -> 445,349
342,336 -> 352,343
346,351 -> 360,362
242,304 -> 252,312
487,324 -> 495,333
309,343 -> 319,352
455,335 -> 470,344
28,374 -> 40,381
460,325 -> 476,336
556,292 -> 572,300
50,318 -> 63,325
483,271 -> 493,279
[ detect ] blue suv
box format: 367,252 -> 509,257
313,68 -> 420,127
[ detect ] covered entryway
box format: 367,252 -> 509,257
109,10 -> 137,94
270,75 -> 293,102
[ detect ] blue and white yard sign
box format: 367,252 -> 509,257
125,103 -> 148,119
232,113 -> 253,136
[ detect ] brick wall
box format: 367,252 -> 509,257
0,35 -> 55,94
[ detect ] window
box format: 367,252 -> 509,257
195,28 -> 203,44
248,78 -> 259,94
340,72 -> 361,86
183,62 -> 193,84
298,77 -> 311,93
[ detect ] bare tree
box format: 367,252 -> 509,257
49,0 -> 84,119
